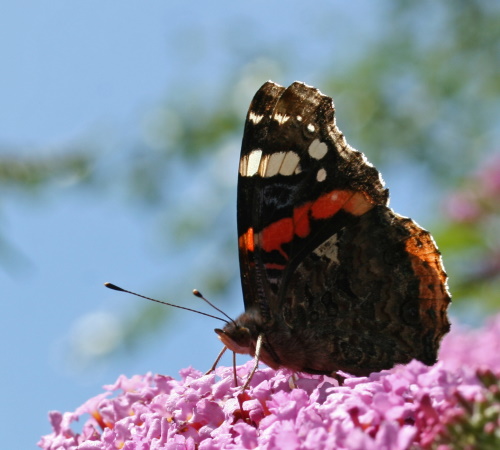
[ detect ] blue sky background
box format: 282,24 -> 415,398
1,2 -> 453,448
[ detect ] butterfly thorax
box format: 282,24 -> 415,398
216,307 -> 336,373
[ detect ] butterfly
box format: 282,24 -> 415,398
215,81 -> 451,383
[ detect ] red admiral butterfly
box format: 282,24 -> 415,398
215,81 -> 451,380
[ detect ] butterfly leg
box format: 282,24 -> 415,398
331,371 -> 346,386
205,346 -> 227,375
232,351 -> 238,387
241,333 -> 264,391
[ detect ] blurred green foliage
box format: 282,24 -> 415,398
0,151 -> 91,190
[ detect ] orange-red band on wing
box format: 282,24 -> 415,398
239,189 -> 375,261
264,263 -> 287,270
311,190 -> 352,219
238,227 -> 255,252
293,203 -> 312,238
261,217 -> 294,258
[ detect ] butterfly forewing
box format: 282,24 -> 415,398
238,82 -> 388,308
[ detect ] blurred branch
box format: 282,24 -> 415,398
0,150 -> 92,190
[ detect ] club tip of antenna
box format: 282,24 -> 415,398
104,282 -> 123,292
192,289 -> 203,298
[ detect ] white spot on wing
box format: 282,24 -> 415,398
239,155 -> 248,176
249,111 -> 264,124
307,123 -> 315,133
262,152 -> 286,177
316,168 -> 327,182
279,151 -> 300,176
308,139 -> 328,160
258,154 -> 269,177
296,115 -> 303,122
246,149 -> 262,177
313,233 -> 339,265
274,113 -> 290,125
330,191 -> 341,201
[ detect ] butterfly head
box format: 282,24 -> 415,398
214,310 -> 262,356
214,310 -> 283,371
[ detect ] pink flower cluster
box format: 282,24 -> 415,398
39,315 -> 500,450
445,153 -> 500,224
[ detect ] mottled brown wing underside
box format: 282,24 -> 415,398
279,206 -> 450,376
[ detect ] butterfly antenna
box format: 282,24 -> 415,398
104,282 -> 230,324
192,289 -> 238,327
